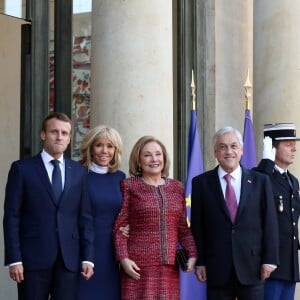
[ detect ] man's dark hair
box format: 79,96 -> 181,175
41,112 -> 72,132
272,140 -> 280,149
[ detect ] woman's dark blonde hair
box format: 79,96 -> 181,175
80,125 -> 123,173
129,136 -> 170,177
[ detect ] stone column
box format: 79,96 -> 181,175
214,0 -> 253,130
91,1 -> 174,175
254,0 -> 300,173
201,0 -> 253,170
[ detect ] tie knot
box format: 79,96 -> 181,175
281,172 -> 289,181
224,173 -> 232,183
51,159 -> 60,168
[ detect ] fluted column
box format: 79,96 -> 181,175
254,0 -> 300,173
200,0 -> 253,170
91,1 -> 173,174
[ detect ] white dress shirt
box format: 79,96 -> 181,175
41,149 -> 65,187
218,165 -> 242,204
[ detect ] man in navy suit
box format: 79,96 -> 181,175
3,112 -> 94,300
191,126 -> 279,300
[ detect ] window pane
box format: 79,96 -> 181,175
0,0 -> 26,19
73,0 -> 91,14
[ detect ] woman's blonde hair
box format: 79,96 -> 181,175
129,136 -> 170,177
80,125 -> 123,173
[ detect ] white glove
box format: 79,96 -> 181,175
262,136 -> 276,161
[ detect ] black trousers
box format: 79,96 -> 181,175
207,270 -> 264,300
17,251 -> 78,300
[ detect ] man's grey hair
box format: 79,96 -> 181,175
213,126 -> 244,150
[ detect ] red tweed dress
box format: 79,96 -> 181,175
114,176 -> 197,300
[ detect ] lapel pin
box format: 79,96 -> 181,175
247,179 -> 252,184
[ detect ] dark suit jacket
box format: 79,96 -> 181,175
255,159 -> 300,282
191,166 -> 279,287
3,154 -> 94,272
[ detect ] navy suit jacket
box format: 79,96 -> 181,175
3,154 -> 94,272
255,159 -> 300,282
191,166 -> 279,287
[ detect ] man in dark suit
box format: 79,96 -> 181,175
191,126 -> 279,300
255,123 -> 300,300
3,112 -> 94,300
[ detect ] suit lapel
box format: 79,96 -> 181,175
274,169 -> 291,192
60,158 -> 72,205
288,172 -> 297,192
33,154 -> 57,205
237,167 -> 254,220
212,167 -> 233,221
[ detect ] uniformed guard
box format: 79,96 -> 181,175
255,122 -> 300,300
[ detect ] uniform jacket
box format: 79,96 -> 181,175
3,154 -> 94,272
191,166 -> 279,287
255,158 -> 300,282
114,177 -> 197,266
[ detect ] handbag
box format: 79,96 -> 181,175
176,248 -> 188,271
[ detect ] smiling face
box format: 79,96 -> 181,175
40,118 -> 71,159
139,141 -> 164,178
91,137 -> 115,167
214,132 -> 243,173
275,140 -> 296,169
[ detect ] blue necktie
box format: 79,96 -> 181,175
51,160 -> 62,203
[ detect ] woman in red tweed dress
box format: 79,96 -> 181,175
114,136 -> 197,299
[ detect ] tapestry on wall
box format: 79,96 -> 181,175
49,35 -> 91,161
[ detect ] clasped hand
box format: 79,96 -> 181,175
81,263 -> 94,280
